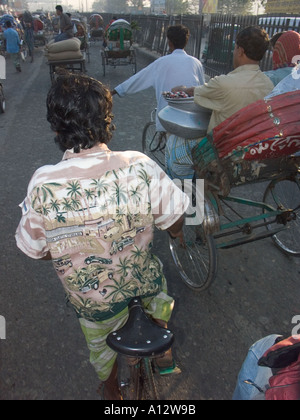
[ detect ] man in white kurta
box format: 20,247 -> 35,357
112,25 -> 205,132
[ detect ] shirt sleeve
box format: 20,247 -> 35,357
15,195 -> 49,260
115,61 -> 157,97
196,61 -> 205,85
147,161 -> 190,230
194,75 -> 226,111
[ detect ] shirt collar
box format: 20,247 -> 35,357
171,49 -> 187,55
231,64 -> 260,74
62,143 -> 110,161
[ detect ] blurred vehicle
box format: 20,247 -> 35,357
89,13 -> 104,42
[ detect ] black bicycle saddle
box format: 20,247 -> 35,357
106,297 -> 174,357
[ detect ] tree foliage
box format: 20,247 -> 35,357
92,0 -> 128,14
91,0 -> 255,15
217,0 -> 253,14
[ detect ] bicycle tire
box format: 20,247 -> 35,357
0,84 -> 5,113
141,358 -> 159,400
119,358 -> 142,400
263,175 -> 300,256
142,122 -> 166,169
169,222 -> 218,291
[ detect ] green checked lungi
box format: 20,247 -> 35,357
165,134 -> 198,180
79,278 -> 174,382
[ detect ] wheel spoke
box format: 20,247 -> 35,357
142,122 -> 166,169
263,176 -> 300,256
169,223 -> 217,291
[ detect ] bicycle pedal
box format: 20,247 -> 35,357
120,380 -> 130,388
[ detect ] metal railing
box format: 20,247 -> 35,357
87,12 -> 300,77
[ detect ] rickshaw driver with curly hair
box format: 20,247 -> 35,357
15,73 -> 189,400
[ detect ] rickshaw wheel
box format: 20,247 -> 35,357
169,222 -> 218,292
0,84 -> 5,113
142,122 -> 166,170
263,175 -> 300,256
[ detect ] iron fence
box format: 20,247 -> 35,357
89,12 -> 300,77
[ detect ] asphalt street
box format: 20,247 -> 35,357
0,43 -> 299,400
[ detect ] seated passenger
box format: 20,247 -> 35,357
264,30 -> 300,87
265,65 -> 300,99
75,23 -> 87,50
166,26 -> 274,180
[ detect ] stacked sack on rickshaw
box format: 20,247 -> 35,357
192,90 -> 300,194
44,37 -> 83,61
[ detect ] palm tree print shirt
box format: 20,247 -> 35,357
16,144 -> 189,321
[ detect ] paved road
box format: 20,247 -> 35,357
0,43 -> 299,400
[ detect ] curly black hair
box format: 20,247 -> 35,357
47,72 -> 115,153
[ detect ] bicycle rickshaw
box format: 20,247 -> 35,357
32,17 -> 47,47
89,14 -> 104,42
101,19 -> 137,77
72,18 -> 90,63
107,296 -> 175,400
144,90 -> 300,292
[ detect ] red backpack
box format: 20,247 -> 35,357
258,335 -> 300,400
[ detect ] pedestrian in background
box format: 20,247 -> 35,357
3,20 -> 21,72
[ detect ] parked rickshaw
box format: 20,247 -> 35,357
101,19 -> 136,76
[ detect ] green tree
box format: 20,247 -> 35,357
165,0 -> 190,15
218,0 -> 253,14
128,0 -> 144,11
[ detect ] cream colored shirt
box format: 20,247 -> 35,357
15,144 -> 189,321
194,64 -> 274,133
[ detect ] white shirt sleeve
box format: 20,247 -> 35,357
115,60 -> 158,96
